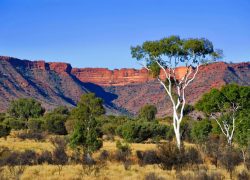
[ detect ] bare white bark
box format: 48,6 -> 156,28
141,59 -> 200,149
210,104 -> 239,145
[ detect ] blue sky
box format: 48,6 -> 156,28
0,0 -> 249,69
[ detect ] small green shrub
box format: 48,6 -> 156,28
3,117 -> 25,130
27,118 -> 44,132
0,123 -> 11,139
191,119 -> 212,143
116,121 -> 168,143
43,114 -> 67,135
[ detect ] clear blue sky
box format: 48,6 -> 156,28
0,0 -> 249,69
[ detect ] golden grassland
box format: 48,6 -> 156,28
1,163 -> 241,180
0,133 -> 249,180
0,133 -> 194,155
0,137 -> 53,153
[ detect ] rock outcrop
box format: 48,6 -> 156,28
71,67 -> 189,86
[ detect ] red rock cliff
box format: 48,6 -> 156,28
71,66 -> 189,86
0,56 -> 72,75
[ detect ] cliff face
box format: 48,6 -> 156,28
0,56 -> 249,116
103,62 -> 250,116
71,66 -> 189,86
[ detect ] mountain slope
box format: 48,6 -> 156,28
0,56 -> 88,110
0,56 -> 249,116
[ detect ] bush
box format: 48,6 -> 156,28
17,131 -> 45,141
115,141 -> 131,170
166,126 -> 175,141
2,150 -> 37,166
218,146 -> 242,178
8,98 -> 45,120
191,119 -> 212,143
97,115 -> 131,137
51,137 -> 68,174
101,123 -> 117,136
246,155 -> 250,170
27,118 -> 44,132
116,121 -> 168,143
180,117 -> 193,142
157,142 -> 201,170
157,142 -> 187,170
203,135 -> 225,167
144,172 -> 165,180
37,151 -> 53,164
185,147 -> 202,165
237,170 -> 249,180
3,117 -> 25,130
165,117 -> 192,142
136,150 -> 160,166
138,104 -> 157,121
177,170 -> 224,180
0,123 -> 11,139
98,150 -> 110,162
19,150 -> 37,165
44,114 -> 67,135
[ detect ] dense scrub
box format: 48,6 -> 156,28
0,87 -> 249,179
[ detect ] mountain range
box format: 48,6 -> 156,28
0,56 -> 249,117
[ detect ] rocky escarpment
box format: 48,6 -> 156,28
71,67 -> 189,86
103,62 -> 250,116
0,56 -> 249,116
0,56 -> 85,111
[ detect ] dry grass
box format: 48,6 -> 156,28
0,136 -> 54,153
101,141 -> 157,153
1,163 -> 247,180
0,135 -> 158,155
1,163 -> 244,180
0,135 -> 248,180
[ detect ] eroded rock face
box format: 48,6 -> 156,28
49,62 -> 72,74
71,68 -> 151,86
71,66 -> 189,86
0,56 -> 249,117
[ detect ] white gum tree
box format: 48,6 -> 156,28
131,36 -> 221,149
196,84 -> 250,146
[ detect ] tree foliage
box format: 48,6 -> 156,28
0,123 -> 11,138
191,119 -> 212,143
70,93 -> 105,154
131,35 -> 221,77
196,84 -> 250,115
196,84 -> 250,145
116,120 -> 168,143
44,114 -> 68,135
235,110 -> 250,149
131,35 -> 221,149
8,98 -> 45,120
27,118 -> 44,132
43,107 -> 69,135
138,104 -> 157,121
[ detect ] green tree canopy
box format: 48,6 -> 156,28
196,84 -> 250,115
195,84 -> 250,145
131,35 -> 221,149
69,93 -> 105,154
131,36 -> 222,77
191,119 -> 212,143
235,110 -> 250,149
8,98 -> 45,120
138,104 -> 157,121
43,106 -> 70,135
